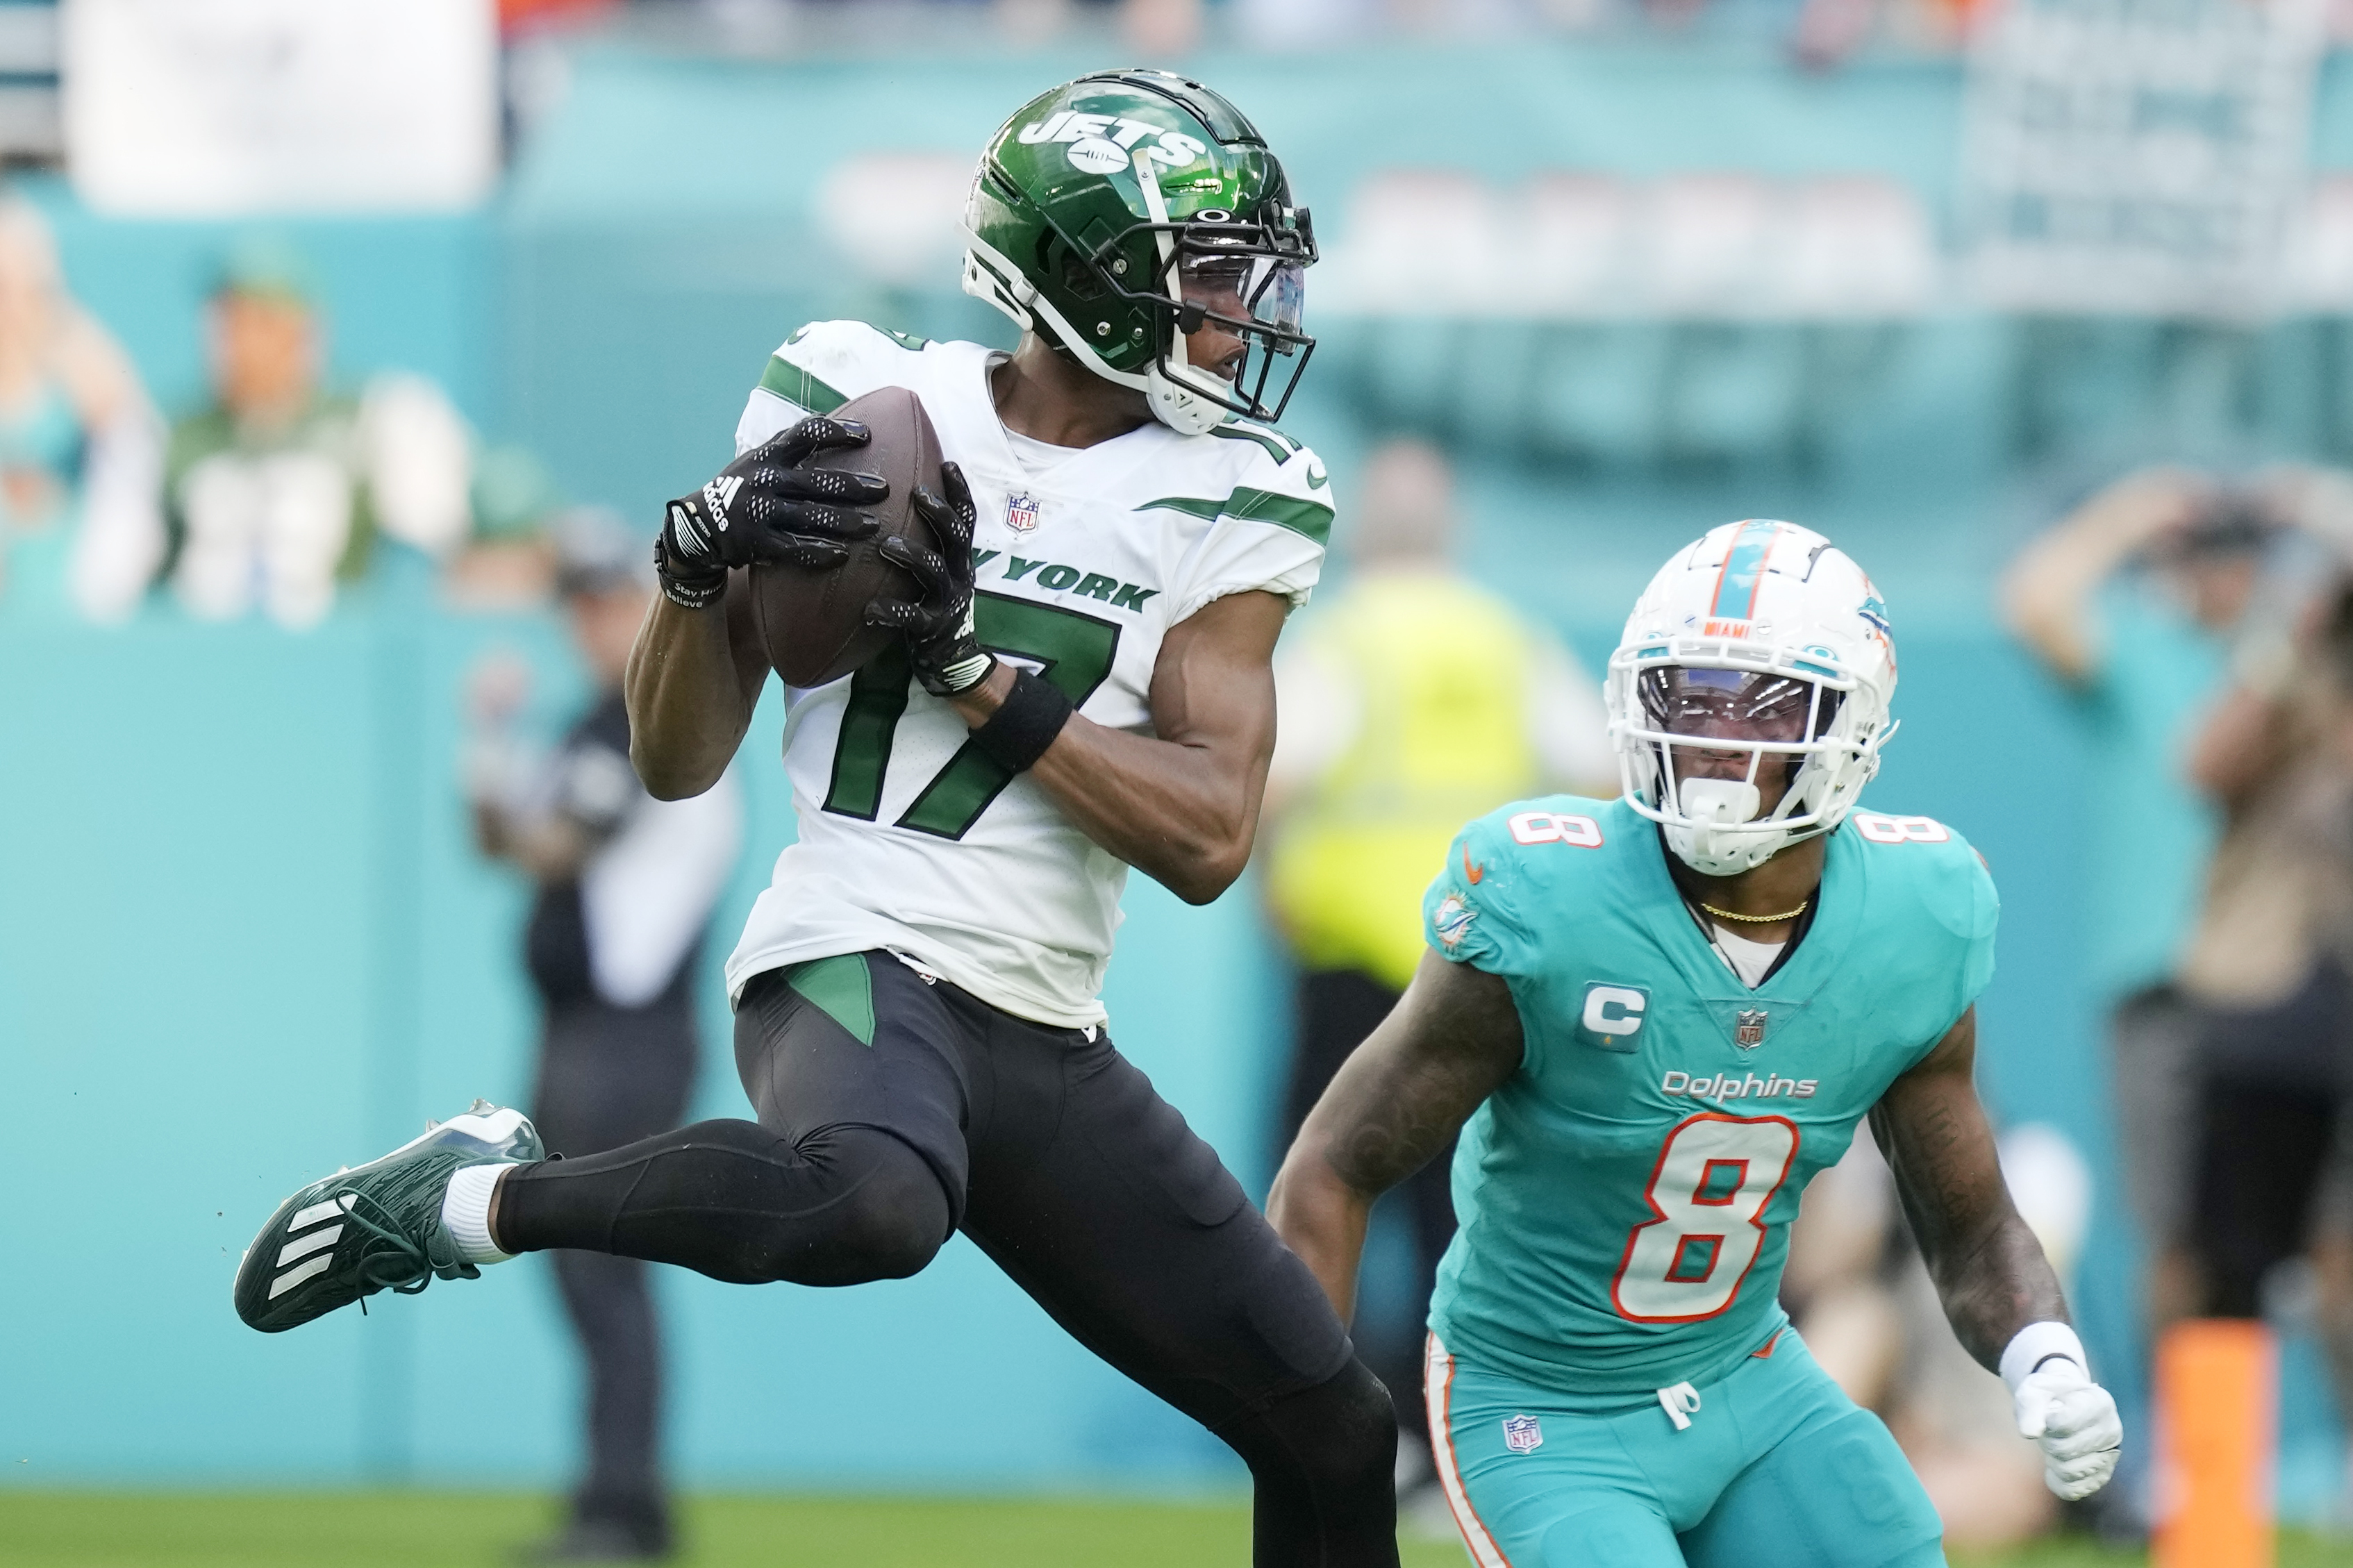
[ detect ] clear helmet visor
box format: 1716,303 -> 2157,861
1631,665 -> 1848,824
1166,248 -> 1314,419
1179,252 -> 1305,337
1243,254 -> 1306,337
1636,666 -> 1843,749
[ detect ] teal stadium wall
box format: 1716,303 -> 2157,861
6,38 -> 2353,1497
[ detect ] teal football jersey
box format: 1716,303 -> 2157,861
1420,794 -> 1997,1408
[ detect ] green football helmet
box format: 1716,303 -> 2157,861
961,69 -> 1317,436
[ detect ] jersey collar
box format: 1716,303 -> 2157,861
1628,814 -> 1861,1006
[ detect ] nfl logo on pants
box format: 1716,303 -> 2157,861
1502,1414 -> 1543,1454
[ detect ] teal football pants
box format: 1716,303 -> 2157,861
1427,1329 -> 1945,1568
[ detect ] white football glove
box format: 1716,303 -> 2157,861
2013,1358 -> 2123,1501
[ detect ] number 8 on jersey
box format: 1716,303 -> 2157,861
1611,1115 -> 1800,1323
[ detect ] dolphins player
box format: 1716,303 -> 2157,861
1270,520 -> 2121,1567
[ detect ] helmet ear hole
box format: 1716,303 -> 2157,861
1036,234 -> 1105,303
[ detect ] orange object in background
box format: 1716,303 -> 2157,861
500,0 -> 615,35
2153,1321 -> 2277,1568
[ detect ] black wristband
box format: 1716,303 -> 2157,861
968,667 -> 1072,773
652,533 -> 725,610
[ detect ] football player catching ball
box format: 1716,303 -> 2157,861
237,70 -> 1402,1565
1270,521 -> 2122,1568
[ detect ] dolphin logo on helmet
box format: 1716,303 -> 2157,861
1604,519 -> 1899,876
958,69 -> 1317,437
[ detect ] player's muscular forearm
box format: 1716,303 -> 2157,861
1870,1008 -> 2069,1372
950,590 -> 1289,905
1269,953 -> 1524,1320
624,574 -> 771,799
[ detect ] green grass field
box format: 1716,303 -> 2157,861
0,1492 -> 2350,1567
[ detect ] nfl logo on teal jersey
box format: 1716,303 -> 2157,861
1502,1414 -> 1543,1453
1734,1009 -> 1768,1049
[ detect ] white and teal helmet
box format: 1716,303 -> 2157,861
1606,520 -> 1899,876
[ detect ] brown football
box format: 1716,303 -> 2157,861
747,384 -> 943,688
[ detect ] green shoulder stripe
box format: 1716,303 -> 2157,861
1137,495 -> 1224,522
1209,423 -> 1294,464
758,355 -> 847,415
1139,486 -> 1333,548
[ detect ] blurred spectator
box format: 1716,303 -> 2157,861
1999,467 -> 2271,1332
2168,571 -> 2353,1426
2003,464 -> 2353,1522
0,197 -> 165,622
1260,437 -> 1613,1504
465,510 -> 742,1565
163,237 -> 472,628
443,444 -> 572,611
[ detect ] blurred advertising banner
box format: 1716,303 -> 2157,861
1959,0 -> 2327,319
62,0 -> 497,216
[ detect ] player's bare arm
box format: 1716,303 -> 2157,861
1268,951 -> 1523,1319
945,588 -> 1286,905
1872,1004 -> 2123,1499
623,576 -> 770,799
1868,1006 -> 2064,1368
629,415 -> 889,797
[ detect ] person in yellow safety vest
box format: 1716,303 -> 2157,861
1262,437 -> 1614,1506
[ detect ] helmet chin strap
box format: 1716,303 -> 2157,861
1663,776 -> 1792,878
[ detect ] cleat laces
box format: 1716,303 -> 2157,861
308,1158 -> 479,1314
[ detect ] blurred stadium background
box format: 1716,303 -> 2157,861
10,0 -> 2353,1561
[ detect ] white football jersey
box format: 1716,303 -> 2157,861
724,321 -> 1332,1027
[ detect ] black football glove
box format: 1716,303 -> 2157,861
654,416 -> 888,609
866,461 -> 993,696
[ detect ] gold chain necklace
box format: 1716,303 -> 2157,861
1699,899 -> 1809,925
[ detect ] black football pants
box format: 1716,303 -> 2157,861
2187,961 -> 2353,1317
500,951 -> 1399,1567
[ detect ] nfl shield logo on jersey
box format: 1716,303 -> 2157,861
1502,1414 -> 1543,1454
1006,492 -> 1042,533
1734,1010 -> 1769,1049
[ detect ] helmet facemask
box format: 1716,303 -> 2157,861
1619,663 -> 1870,876
1120,181 -> 1315,433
